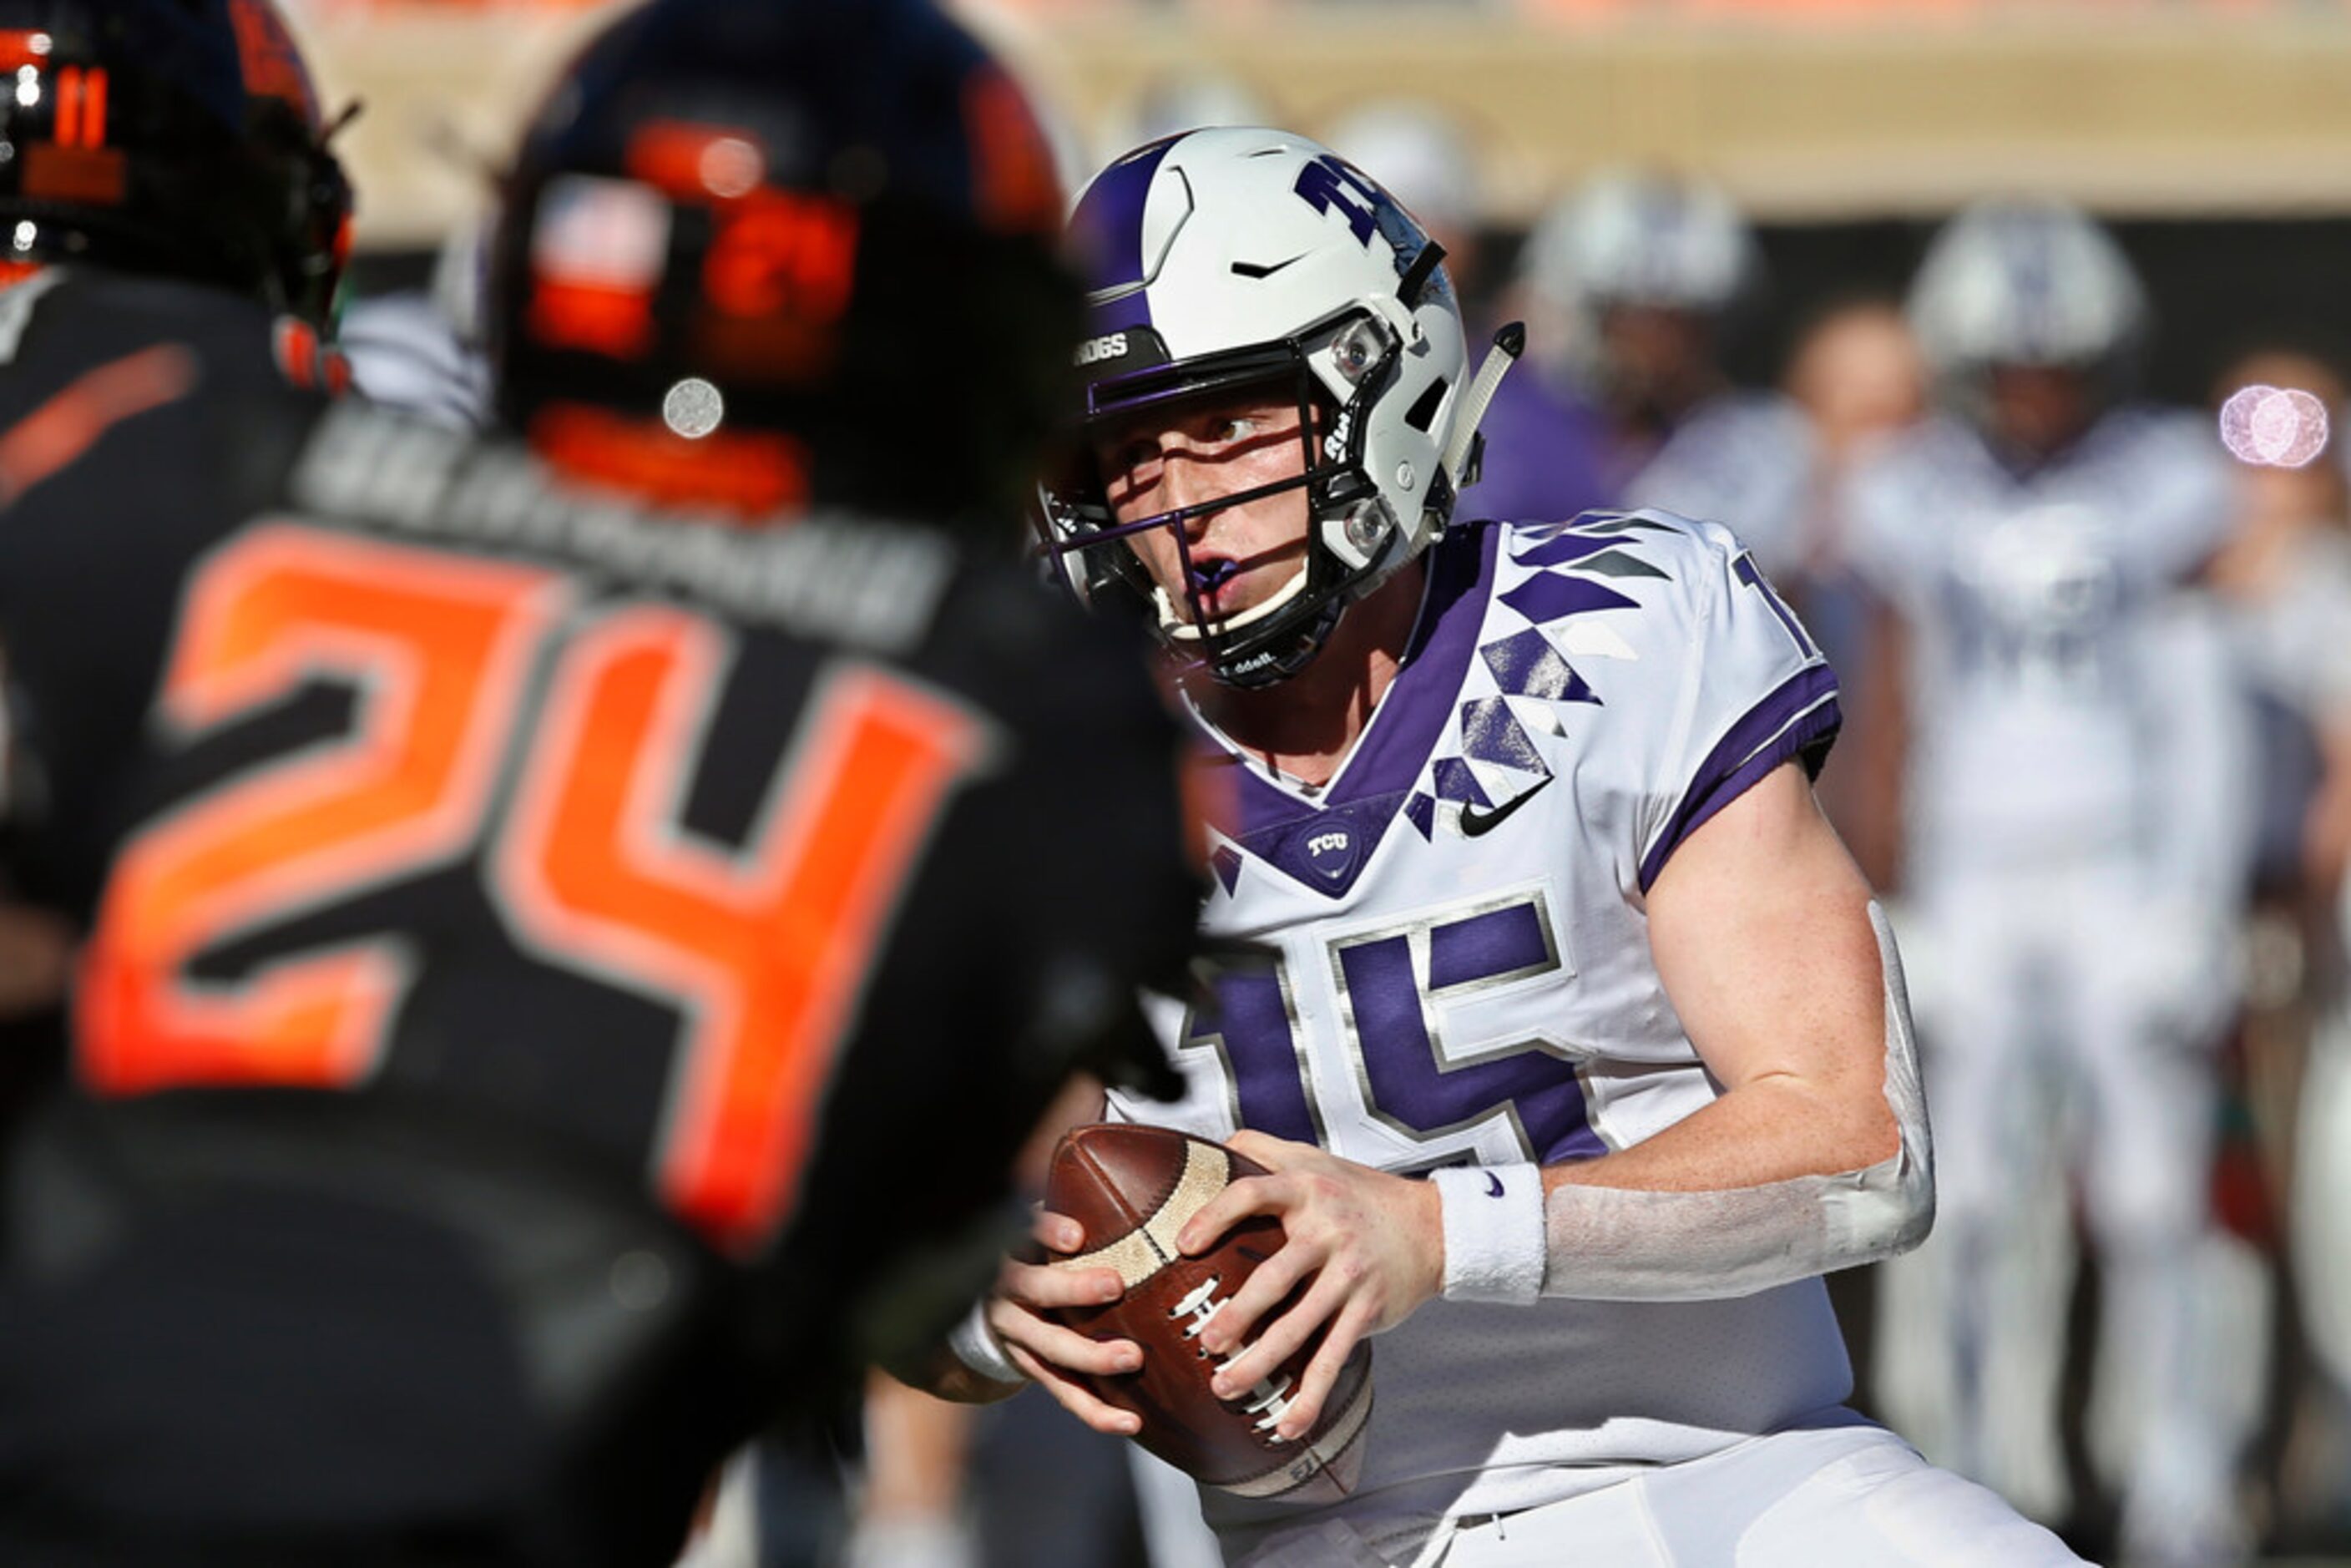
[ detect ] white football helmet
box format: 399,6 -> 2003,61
1040,126 -> 1473,688
1907,197 -> 2146,380
1519,170 -> 1758,320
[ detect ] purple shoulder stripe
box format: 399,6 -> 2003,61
1636,662 -> 1842,893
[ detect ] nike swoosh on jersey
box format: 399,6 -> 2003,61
1458,777 -> 1554,837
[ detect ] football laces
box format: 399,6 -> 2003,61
1170,1276 -> 1299,1439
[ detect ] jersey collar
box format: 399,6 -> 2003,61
1190,518 -> 1496,901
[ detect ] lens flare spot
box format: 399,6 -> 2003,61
698,137 -> 763,200
2221,383 -> 2330,469
662,377 -> 725,440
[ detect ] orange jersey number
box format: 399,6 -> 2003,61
78,525 -> 988,1252
79,525 -> 562,1094
494,607 -> 990,1245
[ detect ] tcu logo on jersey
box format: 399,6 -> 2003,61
1303,826 -> 1358,884
1292,156 -> 1386,250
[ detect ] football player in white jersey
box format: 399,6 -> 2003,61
1514,171 -> 1813,570
1845,199 -> 2256,1566
929,128 -> 2079,1567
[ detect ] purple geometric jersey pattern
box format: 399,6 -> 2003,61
1200,511 -> 1839,884
1401,515 -> 1647,840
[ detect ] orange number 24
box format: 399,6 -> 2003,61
78,524 -> 990,1251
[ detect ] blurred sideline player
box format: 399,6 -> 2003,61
1846,198 -> 2256,1565
1772,299 -> 1928,881
945,126 -> 2078,1565
339,217 -> 494,431
2202,352 -> 2351,910
1779,297 -> 1929,587
1508,169 -> 1791,543
1448,166 -> 1615,529
0,1 -> 1196,1563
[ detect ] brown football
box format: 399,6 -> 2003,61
1041,1122 -> 1373,1505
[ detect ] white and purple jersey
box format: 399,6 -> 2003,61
1844,408 -> 2231,887
1109,511 -> 1852,1547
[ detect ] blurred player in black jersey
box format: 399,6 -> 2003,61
0,1 -> 1198,1563
0,0 -> 353,1113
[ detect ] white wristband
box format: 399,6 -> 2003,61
946,1298 -> 1024,1386
1431,1163 -> 1546,1305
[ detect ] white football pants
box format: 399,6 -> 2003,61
1235,1422 -> 2078,1566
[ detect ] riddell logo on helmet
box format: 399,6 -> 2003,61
1075,332 -> 1128,367
1322,407 -> 1354,462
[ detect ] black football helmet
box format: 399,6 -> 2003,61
489,0 -> 1077,526
0,0 -> 351,321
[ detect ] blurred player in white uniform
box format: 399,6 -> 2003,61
932,127 -> 2078,1567
1846,199 -> 2257,1566
337,218 -> 492,432
1510,172 -> 1813,569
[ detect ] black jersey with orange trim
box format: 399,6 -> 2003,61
0,368 -> 1196,1560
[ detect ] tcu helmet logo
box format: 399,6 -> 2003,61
1292,156 -> 1386,250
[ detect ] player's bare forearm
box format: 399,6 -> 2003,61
1543,1070 -> 1894,1200
1518,761 -> 1932,1299
1637,760 -> 1906,1188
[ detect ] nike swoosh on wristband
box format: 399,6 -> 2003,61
1485,1171 -> 1505,1198
1458,777 -> 1553,837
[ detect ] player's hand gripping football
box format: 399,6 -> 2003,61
984,1208 -> 1149,1436
1170,1130 -> 1441,1440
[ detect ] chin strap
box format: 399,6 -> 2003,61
1441,321 -> 1525,493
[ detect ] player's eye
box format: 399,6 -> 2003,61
1103,436 -> 1160,481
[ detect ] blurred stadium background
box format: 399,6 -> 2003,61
307,0 -> 2351,402
289,2 -> 2351,1565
